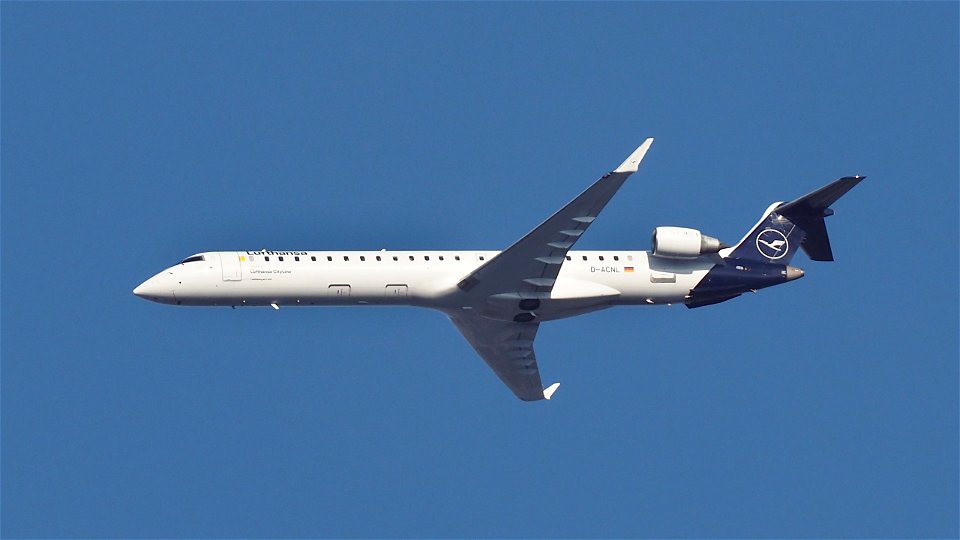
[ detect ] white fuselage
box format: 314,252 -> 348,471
134,250 -> 714,320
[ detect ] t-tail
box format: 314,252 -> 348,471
724,175 -> 866,264
686,175 -> 865,308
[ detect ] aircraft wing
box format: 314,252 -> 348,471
449,312 -> 557,401
450,140 -> 653,400
456,139 -> 653,300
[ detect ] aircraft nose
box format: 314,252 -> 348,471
133,279 -> 158,299
133,276 -> 174,302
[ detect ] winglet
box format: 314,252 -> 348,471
543,382 -> 561,400
613,138 -> 654,173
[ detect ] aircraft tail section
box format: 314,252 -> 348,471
724,176 -> 865,264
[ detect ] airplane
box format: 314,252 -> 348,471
133,139 -> 864,401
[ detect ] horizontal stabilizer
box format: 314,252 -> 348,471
777,176 -> 865,262
794,215 -> 833,261
777,176 -> 865,218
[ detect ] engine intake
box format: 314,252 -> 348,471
651,226 -> 724,259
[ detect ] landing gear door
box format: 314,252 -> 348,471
221,252 -> 242,281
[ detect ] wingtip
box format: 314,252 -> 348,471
543,382 -> 561,400
613,138 -> 654,173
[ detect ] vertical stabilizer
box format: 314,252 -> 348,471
724,202 -> 807,264
723,176 -> 865,264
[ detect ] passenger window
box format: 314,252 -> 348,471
249,256 -> 256,262
344,256 -> 349,261
327,256 -> 333,261
279,256 -> 284,262
294,256 -> 300,261
627,255 -> 634,261
479,256 -> 485,261
311,256 -> 316,261
376,256 -> 381,261
424,256 -> 430,261
439,256 -> 444,261
582,256 -> 587,261
599,256 -> 604,261
455,256 -> 460,261
613,255 -> 619,261
566,256 -> 571,261
393,256 -> 399,261
409,256 -> 414,261
265,256 -> 270,261
360,256 -> 366,261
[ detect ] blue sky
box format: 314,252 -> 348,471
2,3 -> 957,538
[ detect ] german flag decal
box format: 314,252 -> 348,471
624,266 -> 635,273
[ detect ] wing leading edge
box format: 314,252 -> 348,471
450,140 -> 654,400
456,139 -> 653,300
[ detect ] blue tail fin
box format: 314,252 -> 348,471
725,202 -> 807,264
725,176 -> 865,264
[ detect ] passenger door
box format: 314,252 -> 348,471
221,252 -> 242,281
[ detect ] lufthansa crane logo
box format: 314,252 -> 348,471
756,229 -> 789,260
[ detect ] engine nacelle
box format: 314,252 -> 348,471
651,226 -> 724,259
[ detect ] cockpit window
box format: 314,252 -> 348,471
179,255 -> 205,264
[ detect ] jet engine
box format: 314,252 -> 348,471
651,226 -> 724,259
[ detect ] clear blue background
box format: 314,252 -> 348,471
3,3 -> 957,538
